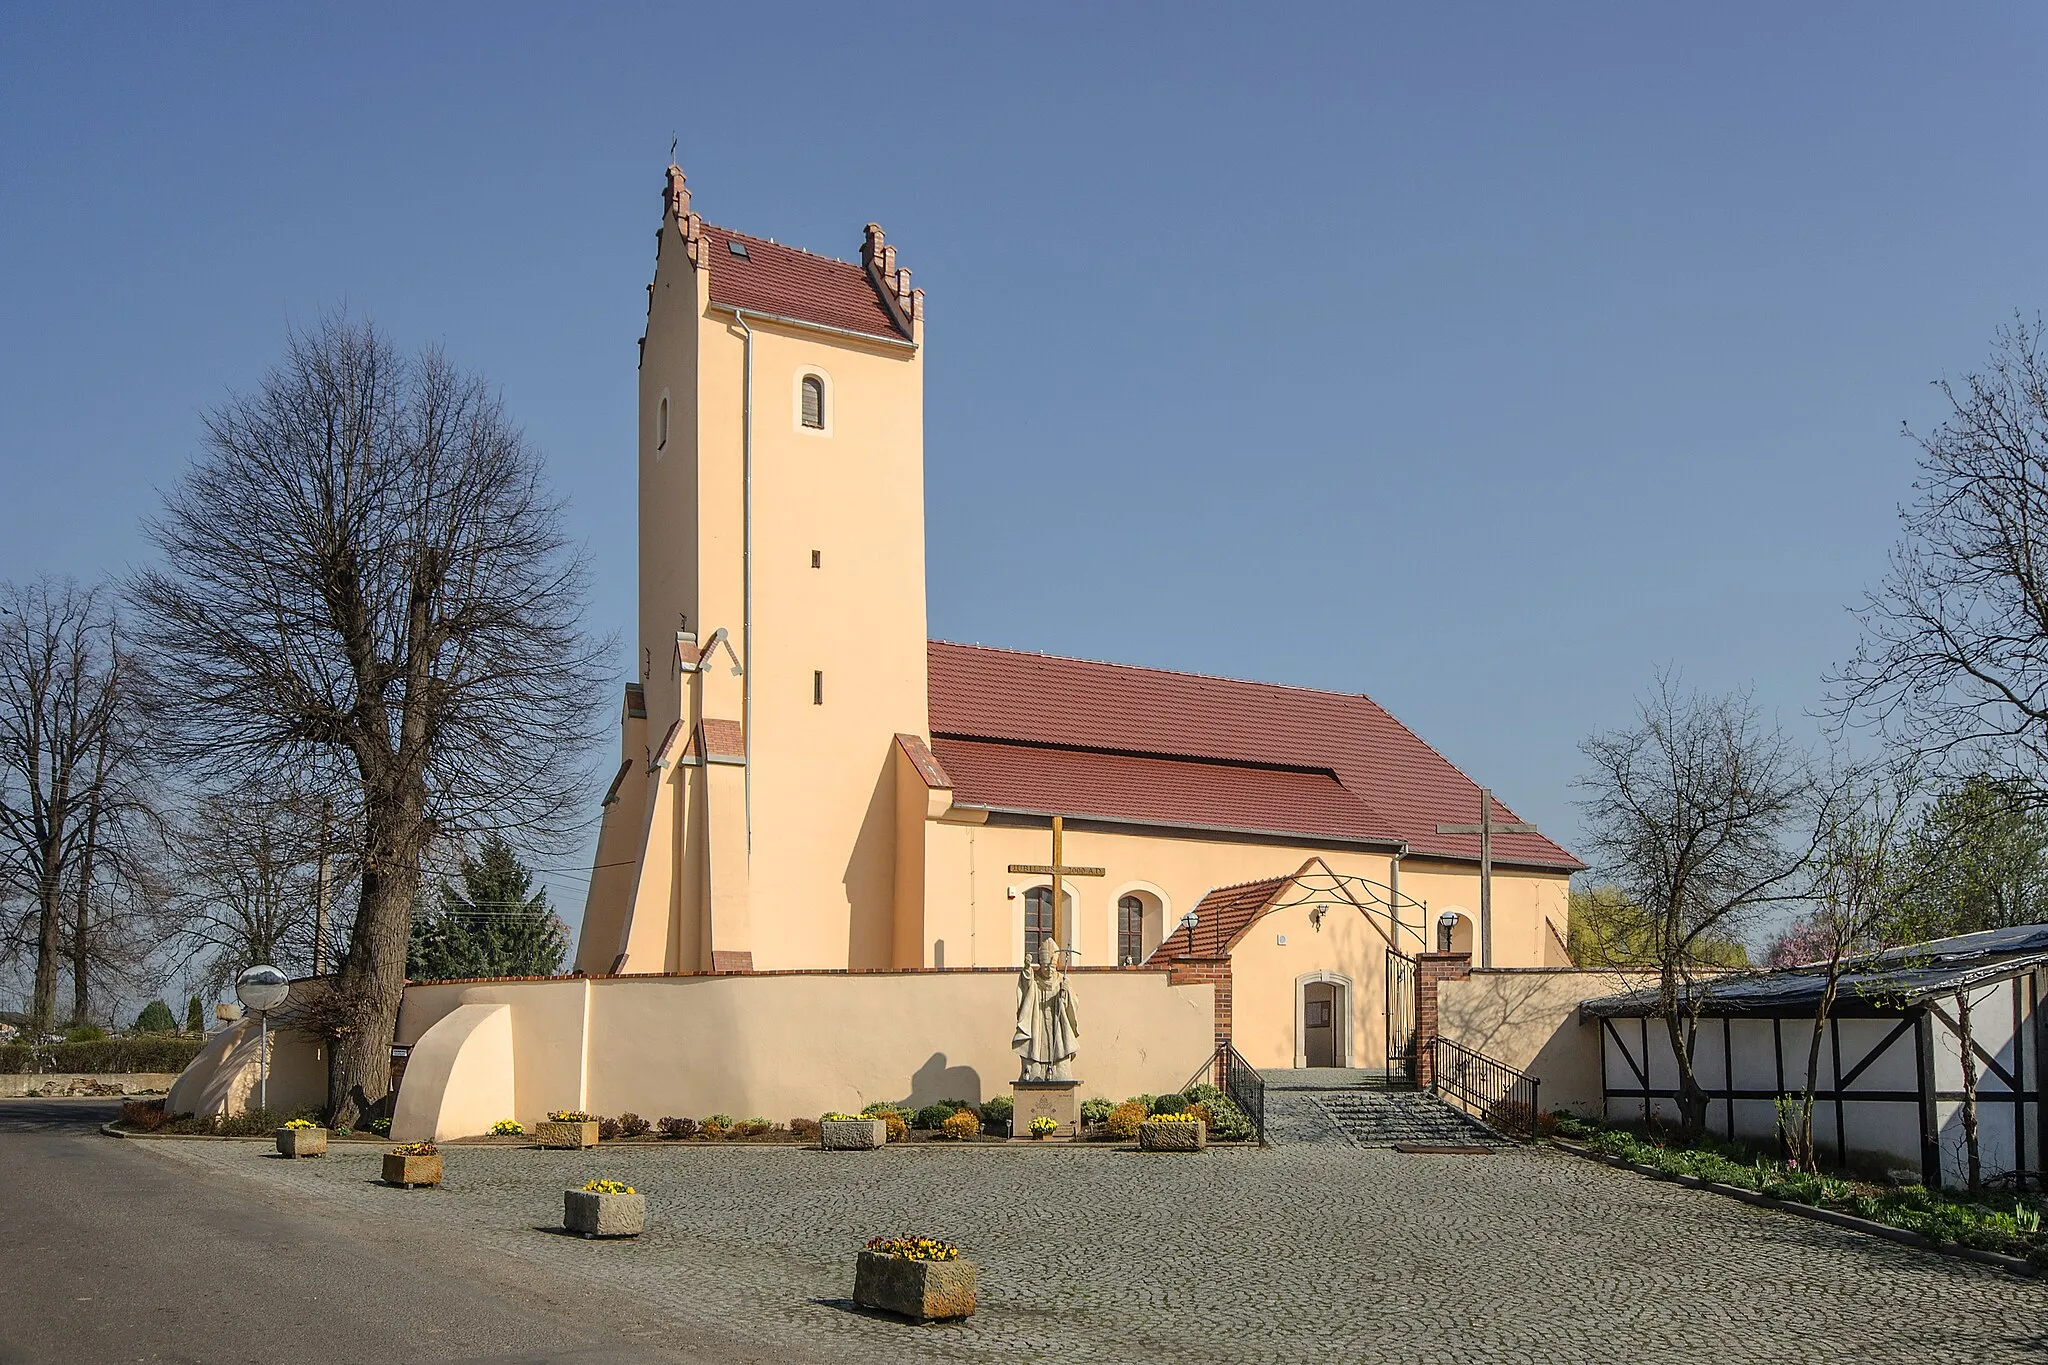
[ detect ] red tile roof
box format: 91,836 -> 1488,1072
1149,876 -> 1291,962
931,738 -> 1398,846
701,223 -> 908,341
894,732 -> 953,790
927,642 -> 1582,870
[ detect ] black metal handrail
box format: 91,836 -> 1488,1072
1217,1043 -> 1266,1146
1429,1035 -> 1541,1140
1177,1042 -> 1268,1145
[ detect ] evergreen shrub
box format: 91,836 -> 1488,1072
134,1001 -> 178,1034
0,1036 -> 204,1075
979,1096 -> 1014,1132
1080,1096 -> 1115,1126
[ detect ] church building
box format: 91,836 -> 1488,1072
573,165 -> 1582,1076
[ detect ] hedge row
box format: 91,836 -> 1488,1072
0,1036 -> 205,1075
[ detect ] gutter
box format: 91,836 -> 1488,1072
710,303 -> 915,351
732,310 -> 755,852
960,803 -> 1410,852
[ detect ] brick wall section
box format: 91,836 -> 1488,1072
1414,951 -> 1472,1087
1168,957 -> 1233,1055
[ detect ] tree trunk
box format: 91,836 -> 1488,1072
1794,970 -> 1843,1171
70,786 -> 103,1026
325,780 -> 426,1129
31,833 -> 65,1036
1956,989 -> 1982,1195
1663,1009 -> 1711,1140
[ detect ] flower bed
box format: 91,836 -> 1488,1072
1553,1114 -> 2048,1269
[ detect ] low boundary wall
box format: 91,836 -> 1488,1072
1435,969 -> 1658,1115
391,968 -> 1216,1142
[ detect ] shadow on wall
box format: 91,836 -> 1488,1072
891,1052 -> 985,1110
1437,969 -> 1658,1115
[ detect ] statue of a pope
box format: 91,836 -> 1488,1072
1013,938 -> 1080,1081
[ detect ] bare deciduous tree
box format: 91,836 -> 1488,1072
1577,673 -> 1822,1140
131,316 -> 604,1126
1834,317 -> 2048,778
1781,758 -> 1918,1169
166,780 -> 351,993
0,579 -> 158,1033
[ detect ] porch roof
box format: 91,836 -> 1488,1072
1577,922 -> 2048,1020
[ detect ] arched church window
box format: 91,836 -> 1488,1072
1118,894 -> 1144,965
1024,887 -> 1055,964
801,374 -> 825,429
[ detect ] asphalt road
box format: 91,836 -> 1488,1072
0,1100 -> 779,1365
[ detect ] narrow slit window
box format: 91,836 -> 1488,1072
657,395 -> 669,449
811,549 -> 821,568
813,670 -> 823,705
801,374 -> 825,429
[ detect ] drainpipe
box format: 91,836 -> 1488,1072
732,309 -> 755,852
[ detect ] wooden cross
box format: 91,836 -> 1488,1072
1007,815 -> 1104,957
1436,787 -> 1539,969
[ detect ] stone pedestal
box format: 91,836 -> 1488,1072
1011,1080 -> 1079,1138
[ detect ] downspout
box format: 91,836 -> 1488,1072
732,309 -> 754,853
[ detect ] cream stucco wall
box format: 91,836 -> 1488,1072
1436,969 -> 1658,1114
392,969 -> 1213,1137
389,1003 -> 515,1143
1226,896 -> 1401,1071
163,1016 -> 326,1120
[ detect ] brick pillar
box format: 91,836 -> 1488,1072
1168,957 -> 1234,1061
1414,951 -> 1471,1087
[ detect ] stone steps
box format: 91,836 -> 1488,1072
1262,1083 -> 1505,1148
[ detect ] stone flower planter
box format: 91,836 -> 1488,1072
820,1118 -> 888,1150
274,1127 -> 328,1158
853,1251 -> 977,1323
1139,1119 -> 1207,1152
382,1153 -> 444,1187
564,1189 -> 646,1238
536,1119 -> 600,1150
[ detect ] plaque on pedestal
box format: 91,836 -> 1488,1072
1011,1079 -> 1080,1138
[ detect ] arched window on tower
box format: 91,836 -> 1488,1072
1024,887 -> 1056,964
1118,894 -> 1145,965
801,374 -> 825,429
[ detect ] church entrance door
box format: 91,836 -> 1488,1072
1304,981 -> 1342,1068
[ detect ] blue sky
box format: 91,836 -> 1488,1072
4,4 -> 2044,928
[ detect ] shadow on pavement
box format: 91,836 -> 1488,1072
0,1097 -> 122,1133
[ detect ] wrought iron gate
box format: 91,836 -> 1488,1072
1386,949 -> 1416,1080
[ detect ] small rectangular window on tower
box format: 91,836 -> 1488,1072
813,670 -> 824,705
811,550 -> 821,568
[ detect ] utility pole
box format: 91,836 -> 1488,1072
312,798 -> 332,976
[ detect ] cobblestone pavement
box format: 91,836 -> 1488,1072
139,1137 -> 2048,1364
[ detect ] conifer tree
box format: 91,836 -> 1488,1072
407,835 -> 566,981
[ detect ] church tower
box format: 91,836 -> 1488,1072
576,165 -> 928,975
